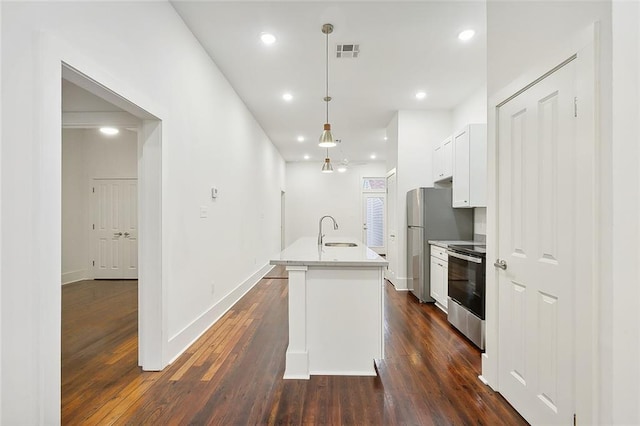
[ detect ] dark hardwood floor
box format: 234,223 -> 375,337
62,276 -> 527,425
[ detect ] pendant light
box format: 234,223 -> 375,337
319,23 -> 336,148
321,148 -> 334,173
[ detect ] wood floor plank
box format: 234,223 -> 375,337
62,277 -> 527,425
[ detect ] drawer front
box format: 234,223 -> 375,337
430,245 -> 448,262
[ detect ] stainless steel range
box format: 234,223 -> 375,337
446,243 -> 486,350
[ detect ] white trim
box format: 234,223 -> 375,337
31,31 -> 168,423
165,262 -> 273,364
484,23 -> 599,425
61,269 -> 88,285
62,111 -> 140,129
308,369 -> 377,376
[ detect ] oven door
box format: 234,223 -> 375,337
447,250 -> 486,319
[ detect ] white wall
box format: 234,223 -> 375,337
610,1 -> 640,423
452,86 -> 487,134
0,1 -> 3,421
61,128 -> 138,284
386,110 -> 452,289
285,161 -> 386,245
486,1 -> 615,424
1,2 -> 285,423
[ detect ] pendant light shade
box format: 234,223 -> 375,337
319,123 -> 334,148
321,147 -> 334,173
321,157 -> 334,173
319,23 -> 336,148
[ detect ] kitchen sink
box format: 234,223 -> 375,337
324,242 -> 357,247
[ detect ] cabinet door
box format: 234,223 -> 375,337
430,256 -> 446,307
441,137 -> 453,179
452,127 -> 470,207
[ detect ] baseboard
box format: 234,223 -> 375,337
388,277 -> 410,291
165,262 -> 273,364
61,269 -> 89,285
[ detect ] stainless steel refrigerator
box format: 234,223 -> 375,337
407,188 -> 473,302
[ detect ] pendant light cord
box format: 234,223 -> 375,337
325,26 -> 329,123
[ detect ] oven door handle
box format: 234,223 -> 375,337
447,250 -> 483,264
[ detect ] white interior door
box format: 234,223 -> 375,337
385,171 -> 397,282
496,60 -> 576,425
362,193 -> 386,254
94,178 -> 138,279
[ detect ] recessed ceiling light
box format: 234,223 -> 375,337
303,154 -> 310,160
260,33 -> 276,45
297,136 -> 305,142
458,29 -> 475,41
99,127 -> 119,136
415,91 -> 427,100
383,136 -> 388,141
282,93 -> 293,101
337,165 -> 347,173
370,154 -> 377,159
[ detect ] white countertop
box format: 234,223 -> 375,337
428,240 -> 477,248
270,237 -> 388,267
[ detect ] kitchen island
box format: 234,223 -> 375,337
270,237 -> 388,379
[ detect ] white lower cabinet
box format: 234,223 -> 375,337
430,245 -> 448,311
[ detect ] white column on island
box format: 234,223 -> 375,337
284,265 -> 310,379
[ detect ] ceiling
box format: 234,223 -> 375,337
171,1 -> 486,164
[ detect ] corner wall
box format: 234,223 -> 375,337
1,2 -> 285,423
610,1 -> 640,422
386,110 -> 452,289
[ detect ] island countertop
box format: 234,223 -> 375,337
270,237 -> 388,267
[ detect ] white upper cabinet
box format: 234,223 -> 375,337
452,124 -> 487,208
433,136 -> 453,182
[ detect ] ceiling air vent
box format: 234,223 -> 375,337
336,44 -> 359,59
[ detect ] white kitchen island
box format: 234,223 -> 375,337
270,237 -> 388,379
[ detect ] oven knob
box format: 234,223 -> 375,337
494,259 -> 507,270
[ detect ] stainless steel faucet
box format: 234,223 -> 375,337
318,215 -> 339,246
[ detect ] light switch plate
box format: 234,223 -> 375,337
200,206 -> 208,218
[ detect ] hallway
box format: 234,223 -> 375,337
62,275 -> 526,425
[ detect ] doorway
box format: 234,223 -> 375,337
60,63 -> 164,372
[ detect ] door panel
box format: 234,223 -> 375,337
122,181 -> 138,279
95,181 -> 123,278
93,179 -> 138,279
497,60 -> 575,425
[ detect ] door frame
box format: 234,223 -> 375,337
361,177 -> 387,255
35,32 -> 167,422
361,192 -> 386,254
483,24 -> 599,424
280,190 -> 286,250
385,169 -> 398,283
